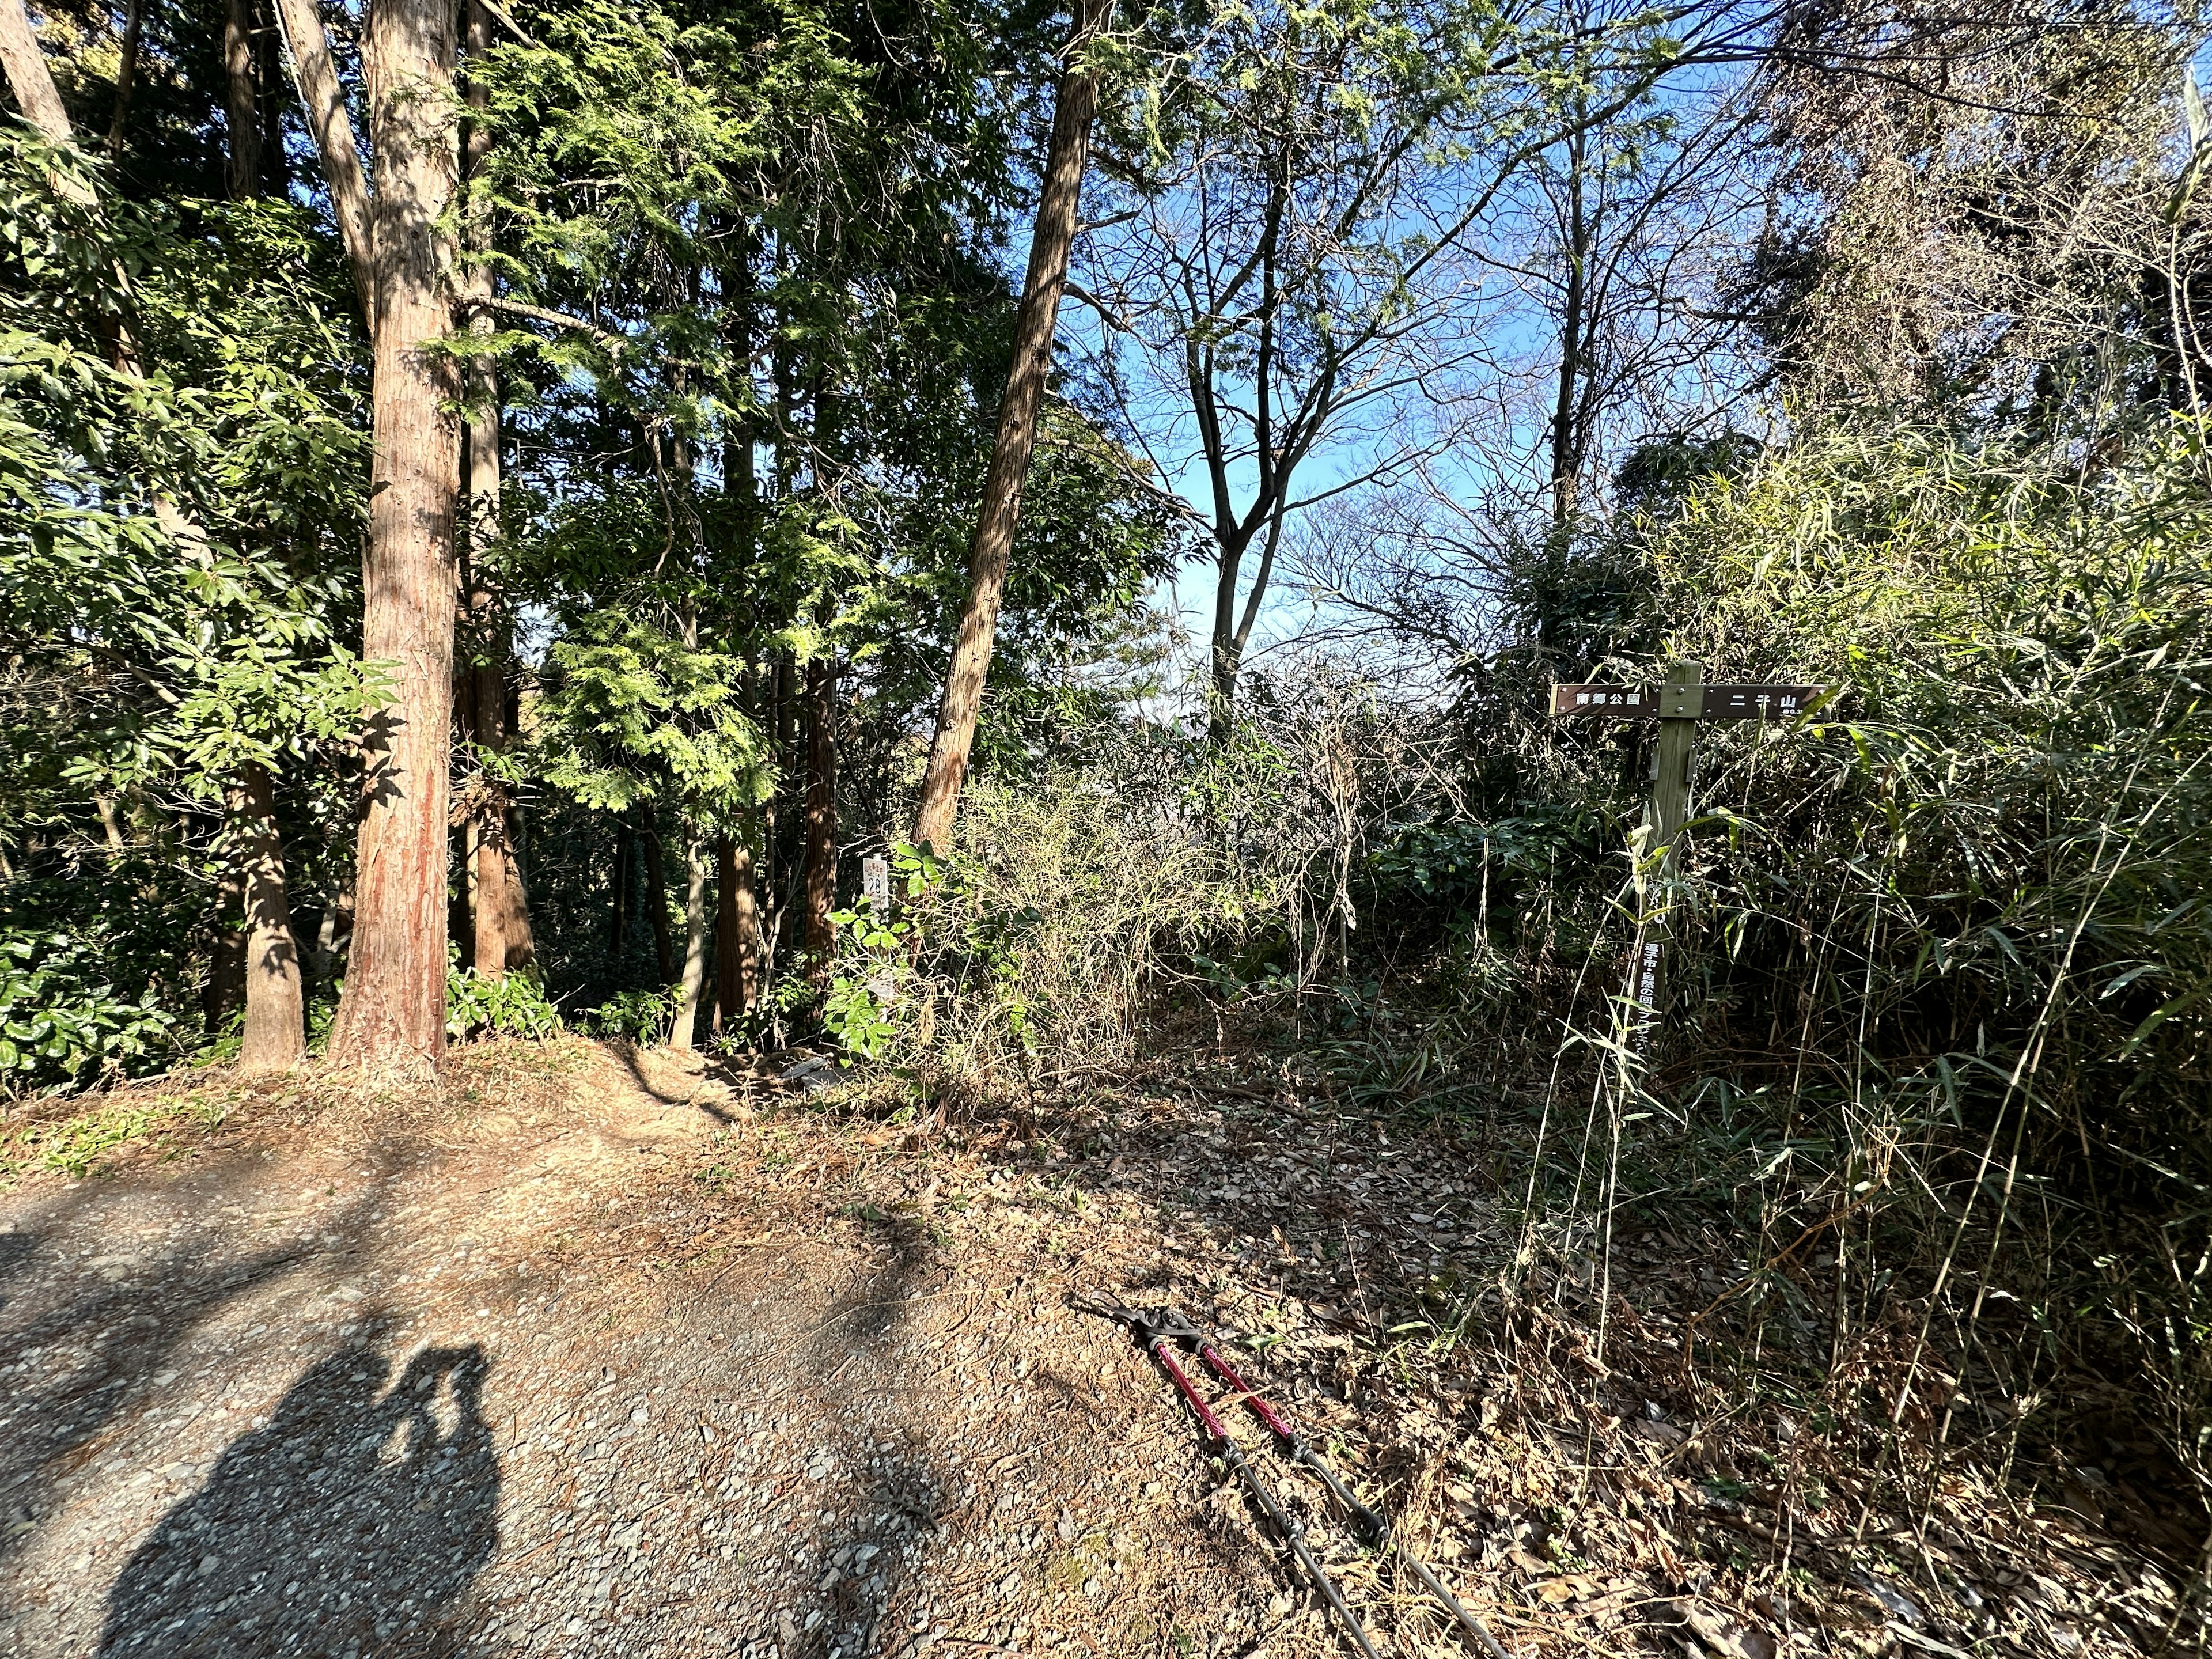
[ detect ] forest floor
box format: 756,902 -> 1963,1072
0,1038 -> 2193,1659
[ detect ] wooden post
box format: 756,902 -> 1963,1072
1633,660 -> 1703,1043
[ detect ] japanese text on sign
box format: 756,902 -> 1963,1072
1552,682 -> 1825,721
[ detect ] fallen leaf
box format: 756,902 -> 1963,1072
1532,1573 -> 1600,1604
1671,1598 -> 1775,1659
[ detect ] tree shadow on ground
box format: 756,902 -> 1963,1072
96,1340 -> 499,1658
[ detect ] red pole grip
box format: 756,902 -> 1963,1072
1152,1341 -> 1230,1442
1200,1343 -> 1296,1442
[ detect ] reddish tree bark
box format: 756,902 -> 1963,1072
324,0 -> 461,1078
460,0 -> 528,980
910,0 -> 1112,854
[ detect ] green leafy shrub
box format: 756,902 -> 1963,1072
446,959 -> 564,1043
0,932 -> 180,1089
581,986 -> 677,1045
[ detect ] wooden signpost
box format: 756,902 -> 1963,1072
1553,662 -> 1827,1048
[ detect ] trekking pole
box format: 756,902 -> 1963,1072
1194,1331 -> 1514,1659
1089,1303 -> 1382,1659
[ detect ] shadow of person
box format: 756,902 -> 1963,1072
97,1342 -> 500,1658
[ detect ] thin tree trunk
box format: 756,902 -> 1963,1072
204,861 -> 247,1037
314,872 -> 351,987
461,0 -> 524,979
222,9 -> 305,1071
1550,118 -> 1588,528
910,0 -> 1111,854
324,0 -> 461,1078
714,837 -> 740,1033
669,840 -> 711,1050
714,834 -> 759,1032
802,653 -> 837,979
270,0 -> 374,321
768,653 -> 793,950
234,762 -> 305,1070
257,1 -> 286,194
641,808 -> 676,986
503,800 -> 536,969
448,819 -> 474,966
108,0 -> 142,154
608,817 -> 632,960
468,665 -> 522,975
1205,164 -> 1289,742
223,0 -> 260,198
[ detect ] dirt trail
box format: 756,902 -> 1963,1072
0,1041 -> 2188,1659
0,1043 -> 1415,1659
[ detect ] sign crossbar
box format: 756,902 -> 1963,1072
1552,682 -> 1823,721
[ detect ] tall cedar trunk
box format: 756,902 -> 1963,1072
669,842 -> 711,1050
1,0 -> 306,1065
909,0 -> 1111,854
802,654 -> 837,979
235,762 -> 306,1070
461,0 -> 525,978
325,0 -> 461,1077
641,809 -> 676,986
222,0 -> 259,198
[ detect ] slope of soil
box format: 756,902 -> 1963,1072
0,1040 -> 2188,1659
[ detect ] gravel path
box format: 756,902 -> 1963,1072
0,1044 -> 1460,1659
0,1041 -> 2191,1659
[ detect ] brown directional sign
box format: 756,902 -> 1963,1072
1551,684 -> 1657,718
1700,684 -> 1825,721
1552,683 -> 1824,721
